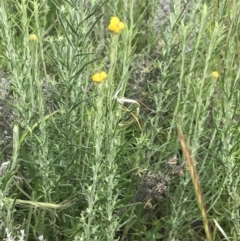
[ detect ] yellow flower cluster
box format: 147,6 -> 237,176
91,71 -> 107,83
91,16 -> 124,84
108,16 -> 124,34
29,33 -> 38,41
211,71 -> 219,78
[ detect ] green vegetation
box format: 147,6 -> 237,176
0,0 -> 240,240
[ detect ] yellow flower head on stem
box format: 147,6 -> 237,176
92,71 -> 107,83
29,33 -> 38,41
211,71 -> 219,78
108,16 -> 124,34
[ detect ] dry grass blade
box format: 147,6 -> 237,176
3,198 -> 71,210
177,124 -> 212,241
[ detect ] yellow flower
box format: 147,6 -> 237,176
212,71 -> 219,78
108,16 -> 124,34
29,33 -> 38,41
92,71 -> 107,83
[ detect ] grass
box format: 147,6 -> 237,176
0,0 -> 240,240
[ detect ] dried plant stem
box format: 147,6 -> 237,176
177,125 -> 212,241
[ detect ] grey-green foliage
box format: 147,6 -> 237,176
0,0 -> 240,240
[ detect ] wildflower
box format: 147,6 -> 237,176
211,71 -> 219,78
108,16 -> 124,34
91,71 -> 107,83
29,33 -> 38,41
